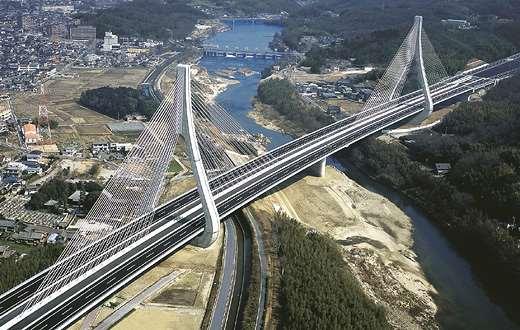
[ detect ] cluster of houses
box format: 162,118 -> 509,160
296,78 -> 375,103
1,150 -> 46,193
91,141 -> 133,156
0,217 -> 68,249
0,98 -> 12,134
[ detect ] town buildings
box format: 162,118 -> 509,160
102,31 -> 120,52
70,25 -> 96,42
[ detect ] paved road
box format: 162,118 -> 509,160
209,220 -> 237,330
243,208 -> 268,330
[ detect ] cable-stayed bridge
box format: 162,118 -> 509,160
1,16 -> 520,330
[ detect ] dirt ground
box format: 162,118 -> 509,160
11,68 -> 149,148
420,103 -> 458,126
325,98 -> 364,115
247,166 -> 439,329
247,101 -> 306,138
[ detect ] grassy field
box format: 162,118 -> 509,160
11,67 -> 149,148
0,238 -> 40,255
167,158 -> 184,174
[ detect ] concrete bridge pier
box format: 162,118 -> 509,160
308,158 -> 326,177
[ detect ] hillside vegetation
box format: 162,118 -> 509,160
257,78 -> 332,132
221,0 -> 520,72
274,214 -> 389,329
80,0 -> 205,40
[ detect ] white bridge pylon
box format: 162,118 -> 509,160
178,64 -> 220,247
415,16 -> 434,116
360,16 -> 447,120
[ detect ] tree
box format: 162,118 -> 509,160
274,215 -> 389,329
78,86 -> 158,120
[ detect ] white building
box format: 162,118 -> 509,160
26,150 -> 43,163
102,32 -> 120,52
92,142 -> 110,154
92,142 -> 133,155
110,143 -> 133,153
0,101 -> 12,122
41,5 -> 74,14
5,161 -> 27,175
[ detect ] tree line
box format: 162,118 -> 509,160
0,244 -> 63,295
273,213 -> 389,329
79,86 -> 158,120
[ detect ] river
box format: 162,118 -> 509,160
199,23 -> 291,149
199,21 -> 518,329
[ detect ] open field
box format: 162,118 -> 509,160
11,68 -> 149,148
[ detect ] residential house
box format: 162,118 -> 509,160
92,141 -> 110,155
21,161 -> 42,174
0,219 -> 16,232
5,161 -> 27,175
26,150 -> 43,163
435,163 -> 452,175
68,190 -> 87,205
11,231 -> 45,245
22,123 -> 41,144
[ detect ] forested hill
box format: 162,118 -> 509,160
80,0 -> 205,40
219,0 -> 520,72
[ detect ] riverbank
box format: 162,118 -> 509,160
192,65 -> 240,101
340,136 -> 520,329
199,27 -> 438,326
247,167 -> 439,328
247,99 -> 304,137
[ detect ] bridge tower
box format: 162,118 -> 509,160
360,16 -> 447,122
415,16 -> 434,117
178,64 -> 220,247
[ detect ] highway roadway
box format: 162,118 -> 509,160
1,53 -> 519,329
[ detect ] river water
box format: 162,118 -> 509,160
200,23 -> 291,149
199,22 -> 518,329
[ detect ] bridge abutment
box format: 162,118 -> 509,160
308,158 -> 326,177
